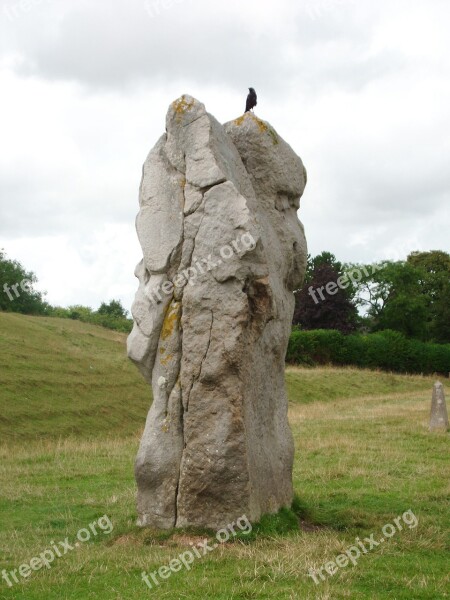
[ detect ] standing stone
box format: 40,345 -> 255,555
429,381 -> 449,431
127,95 -> 308,529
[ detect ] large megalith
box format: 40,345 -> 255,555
127,95 -> 308,529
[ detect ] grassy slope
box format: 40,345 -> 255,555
0,313 -> 151,441
0,312 -> 436,441
0,313 -> 448,599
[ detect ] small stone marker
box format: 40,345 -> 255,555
429,381 -> 449,431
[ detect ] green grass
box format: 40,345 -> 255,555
0,312 -> 448,599
285,365 -> 434,405
0,313 -> 151,441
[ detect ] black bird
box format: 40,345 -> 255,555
245,87 -> 257,113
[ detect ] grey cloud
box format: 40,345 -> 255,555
0,170 -> 139,237
1,0 -> 449,308
1,0 -> 405,95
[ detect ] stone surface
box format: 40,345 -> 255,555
429,381 -> 449,431
127,95 -> 308,529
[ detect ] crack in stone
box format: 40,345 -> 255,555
175,307 -> 213,526
198,309 -> 214,382
184,308 -> 213,415
182,112 -> 206,128
184,180 -> 225,217
173,323 -> 183,525
190,207 -> 206,265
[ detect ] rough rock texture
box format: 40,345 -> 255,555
429,381 -> 449,431
128,95 -> 308,529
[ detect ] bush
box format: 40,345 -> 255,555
48,304 -> 133,333
286,329 -> 450,375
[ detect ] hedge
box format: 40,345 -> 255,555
49,306 -> 133,333
286,329 -> 450,375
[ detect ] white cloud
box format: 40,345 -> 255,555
4,225 -> 141,309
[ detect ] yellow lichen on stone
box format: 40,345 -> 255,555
233,113 -> 279,144
161,415 -> 171,433
160,352 -> 173,367
233,114 -> 246,126
250,113 -> 268,133
268,127 -> 279,145
172,95 -> 195,119
158,301 -> 180,367
161,300 -> 181,341
250,114 -> 279,145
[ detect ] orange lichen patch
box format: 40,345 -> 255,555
172,95 -> 195,118
160,353 -> 173,367
233,113 -> 279,144
250,114 -> 279,144
233,114 -> 246,126
161,415 -> 171,432
158,344 -> 173,366
161,301 -> 181,341
251,113 -> 269,133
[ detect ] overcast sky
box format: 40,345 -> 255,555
1,0 -> 449,311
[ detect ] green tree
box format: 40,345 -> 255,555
303,251 -> 344,284
351,260 -> 436,341
67,305 -> 95,321
351,252 -> 450,342
407,250 -> 450,343
97,299 -> 128,319
0,249 -> 49,315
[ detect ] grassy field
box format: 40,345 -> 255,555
0,312 -> 448,599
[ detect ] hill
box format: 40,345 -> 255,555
0,312 -> 437,442
0,313 -> 448,599
0,313 -> 150,441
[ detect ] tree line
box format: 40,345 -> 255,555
0,249 -> 132,333
294,250 -> 450,344
2,248 -> 449,344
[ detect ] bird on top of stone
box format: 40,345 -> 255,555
245,87 -> 257,113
